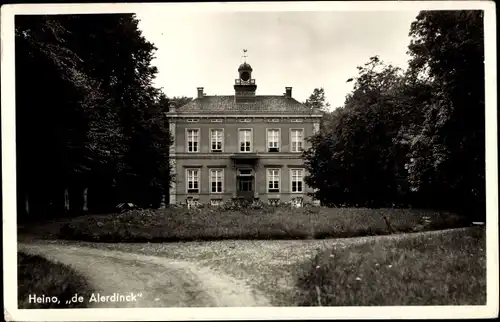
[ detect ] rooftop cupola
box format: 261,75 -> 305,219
234,49 -> 257,103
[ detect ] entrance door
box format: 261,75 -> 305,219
236,169 -> 254,200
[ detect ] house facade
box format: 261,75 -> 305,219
166,61 -> 323,206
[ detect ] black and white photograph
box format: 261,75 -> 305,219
2,1 -> 498,321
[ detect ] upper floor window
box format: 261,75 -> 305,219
187,129 -> 199,152
290,129 -> 304,152
291,169 -> 304,193
291,119 -> 303,123
267,129 -> 280,152
239,129 -> 252,152
210,169 -> 224,193
211,129 -> 223,152
267,169 -> 280,193
186,169 -> 200,194
187,119 -> 199,123
211,119 -> 223,123
239,119 -> 251,123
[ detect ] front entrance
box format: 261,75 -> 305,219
236,168 -> 254,200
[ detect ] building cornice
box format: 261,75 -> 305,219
172,153 -> 305,159
166,113 -> 323,119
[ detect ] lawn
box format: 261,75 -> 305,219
294,226 -> 486,306
17,252 -> 94,309
33,206 -> 472,243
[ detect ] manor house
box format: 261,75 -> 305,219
166,57 -> 323,206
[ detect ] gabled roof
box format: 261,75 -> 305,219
174,95 -> 316,114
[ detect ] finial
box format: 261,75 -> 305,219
242,49 -> 248,63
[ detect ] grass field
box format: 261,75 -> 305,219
18,252 -> 94,309
33,207 -> 472,243
294,226 -> 486,306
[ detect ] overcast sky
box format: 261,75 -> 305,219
135,9 -> 420,109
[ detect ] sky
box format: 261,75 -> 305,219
135,9 -> 421,109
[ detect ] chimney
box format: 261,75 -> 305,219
197,87 -> 204,99
285,87 -> 292,98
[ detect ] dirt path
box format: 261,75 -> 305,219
18,243 -> 271,308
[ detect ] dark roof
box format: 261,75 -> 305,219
175,95 -> 317,114
238,63 -> 253,71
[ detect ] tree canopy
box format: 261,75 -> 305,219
304,10 -> 485,219
16,14 -> 173,217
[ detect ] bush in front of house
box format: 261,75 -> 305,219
18,252 -> 94,309
55,207 -> 469,243
293,226 -> 486,306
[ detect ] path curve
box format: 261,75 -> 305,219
18,243 -> 271,308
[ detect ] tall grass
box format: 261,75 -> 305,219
294,227 -> 486,306
50,207 -> 469,242
18,252 -> 94,309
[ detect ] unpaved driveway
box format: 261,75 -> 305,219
18,243 -> 271,307
18,228 -> 472,307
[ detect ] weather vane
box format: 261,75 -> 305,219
242,49 -> 248,63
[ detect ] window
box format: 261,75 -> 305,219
210,129 -> 223,152
291,129 -> 304,152
187,129 -> 199,152
186,169 -> 200,193
291,169 -> 304,193
239,119 -> 251,123
187,119 -> 199,123
239,129 -> 252,152
210,169 -> 224,193
267,119 -> 279,123
291,119 -> 303,123
211,119 -> 223,123
267,129 -> 280,152
267,169 -> 280,193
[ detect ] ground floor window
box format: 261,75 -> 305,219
187,169 -> 200,193
291,168 -> 304,193
267,169 -> 280,193
210,169 -> 224,193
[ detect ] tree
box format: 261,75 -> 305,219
404,10 -> 485,218
304,57 -> 416,207
15,14 -> 173,218
303,87 -> 331,110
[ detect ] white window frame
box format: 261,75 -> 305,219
186,128 -> 200,153
290,128 -> 304,152
210,128 -> 224,152
186,168 -> 200,194
266,128 -> 281,153
267,118 -> 280,123
267,168 -> 281,193
239,118 -> 251,123
290,168 -> 304,193
187,119 -> 199,123
210,169 -> 224,193
238,128 -> 253,153
291,119 -> 303,123
211,119 -> 223,123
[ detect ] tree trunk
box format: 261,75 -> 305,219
82,188 -> 88,212
25,194 -> 29,215
64,187 -> 70,213
160,195 -> 166,209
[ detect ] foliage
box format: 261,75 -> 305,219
15,14 -> 173,217
294,227 -> 485,305
303,87 -> 331,110
404,11 -> 485,217
18,252 -> 94,308
303,11 -> 485,218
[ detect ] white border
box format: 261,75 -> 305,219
2,1 -> 498,321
